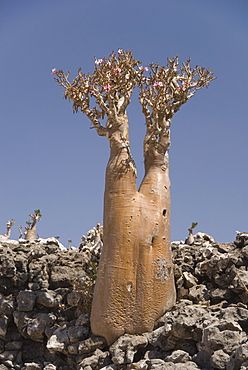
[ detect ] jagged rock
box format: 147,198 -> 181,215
36,290 -> 62,308
183,271 -> 198,288
26,313 -> 56,342
17,291 -> 36,311
75,313 -> 90,327
0,364 -> 9,370
97,366 -> 118,370
226,341 -> 248,370
210,349 -> 230,369
23,362 -> 43,370
43,364 -> 57,370
165,349 -> 191,363
0,295 -> 16,316
1,231 -> 248,369
198,320 -> 244,356
234,231 -> 248,247
67,291 -> 84,306
13,310 -> 56,342
109,334 -> 148,364
67,325 -> 89,343
188,284 -> 210,303
0,316 -> 8,339
147,359 -> 169,369
77,348 -> 110,370
77,335 -> 107,355
46,327 -> 69,353
5,340 -> 23,352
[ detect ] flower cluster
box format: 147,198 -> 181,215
113,68 -> 122,75
51,68 -> 57,75
95,59 -> 104,65
138,66 -> 148,72
153,81 -> 164,87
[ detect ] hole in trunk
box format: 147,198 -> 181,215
162,209 -> 167,216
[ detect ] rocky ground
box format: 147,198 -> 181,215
1,230 -> 248,369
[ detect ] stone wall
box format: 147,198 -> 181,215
1,231 -> 248,369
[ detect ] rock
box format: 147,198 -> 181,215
165,349 -> 191,363
183,271 -> 198,288
148,359 -> 169,369
46,327 -> 69,353
1,231 -> 248,369
67,291 -> 83,306
0,364 -> 9,370
4,340 -> 23,351
36,290 -> 62,308
26,313 -> 56,342
67,325 -> 89,343
234,231 -> 248,247
210,349 -> 230,369
0,316 -> 8,339
77,348 -> 110,370
126,360 -> 149,369
17,291 -> 36,311
188,284 -> 210,303
75,313 -> 90,327
43,364 -> 57,370
23,362 -> 43,370
0,295 -> 16,316
199,320 -> 243,357
227,341 -> 248,370
109,334 -> 148,364
77,335 -> 107,355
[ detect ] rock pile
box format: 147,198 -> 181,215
1,230 -> 248,369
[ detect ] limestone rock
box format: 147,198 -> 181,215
77,335 -> 107,355
36,290 -> 62,308
46,327 -> 69,353
165,349 -> 191,363
109,334 -> 148,364
17,291 -> 36,311
1,231 -> 248,369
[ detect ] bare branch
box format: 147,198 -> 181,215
139,56 -> 216,153
54,50 -> 144,136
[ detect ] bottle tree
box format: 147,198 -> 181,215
54,50 -> 215,344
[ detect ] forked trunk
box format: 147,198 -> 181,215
90,115 -> 176,345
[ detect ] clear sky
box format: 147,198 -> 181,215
1,0 -> 248,247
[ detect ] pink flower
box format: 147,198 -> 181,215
113,68 -> 122,75
153,81 -> 163,87
118,48 -> 123,54
51,68 -> 57,75
89,90 -> 94,94
103,85 -> 111,91
138,66 -> 148,71
95,58 -> 103,65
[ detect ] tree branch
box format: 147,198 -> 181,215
139,56 -> 216,154
54,50 -> 144,137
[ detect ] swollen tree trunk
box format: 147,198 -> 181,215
55,49 -> 215,346
90,116 -> 176,345
24,211 -> 42,242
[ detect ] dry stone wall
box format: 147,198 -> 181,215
0,231 -> 248,369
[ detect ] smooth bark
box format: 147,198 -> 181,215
90,115 -> 176,345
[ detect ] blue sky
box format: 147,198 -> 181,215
1,0 -> 247,247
